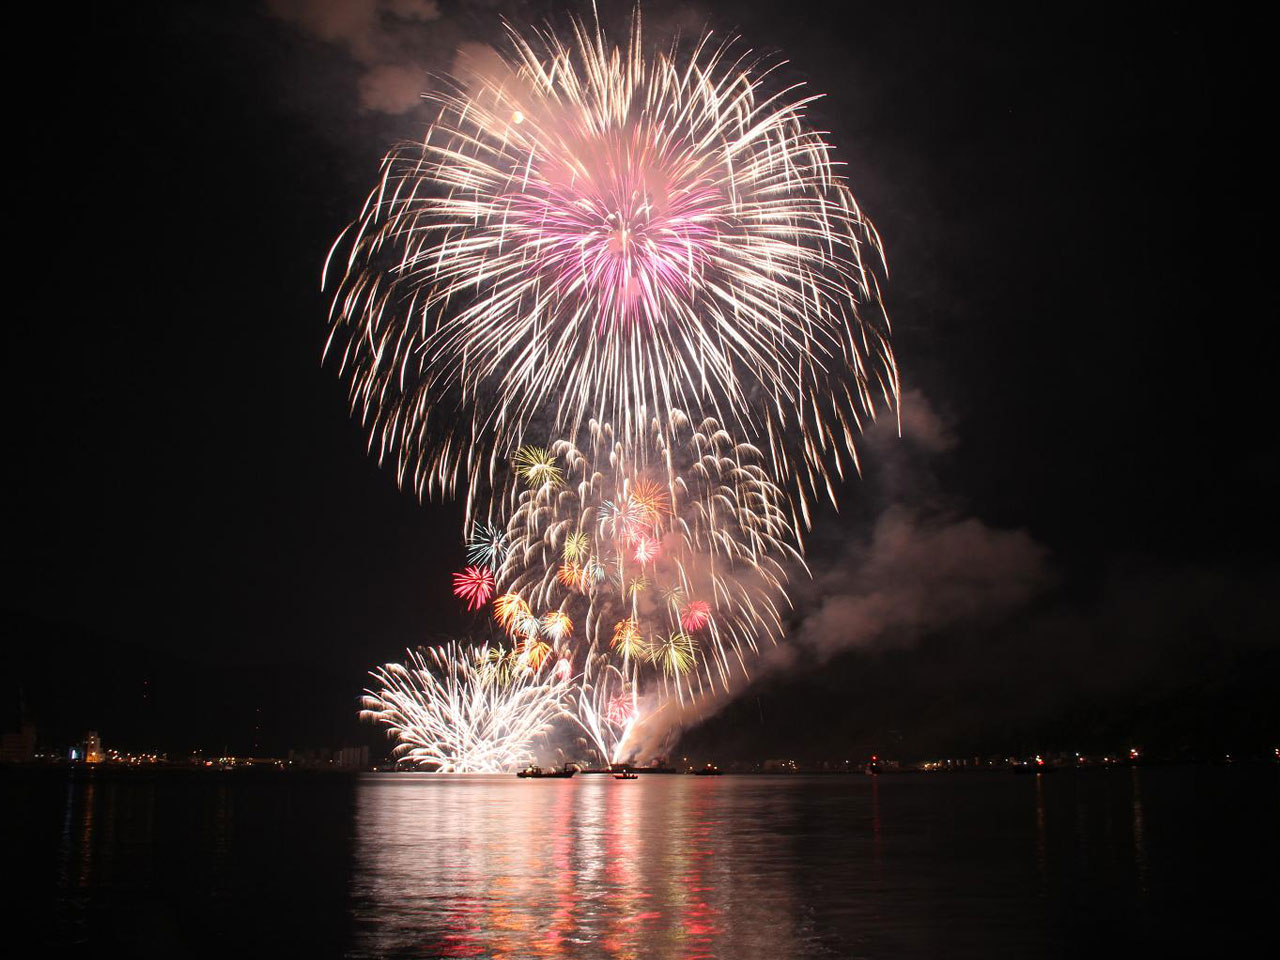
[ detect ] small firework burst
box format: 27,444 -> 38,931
466,523 -> 509,567
520,638 -> 553,671
540,609 -> 573,641
452,566 -> 495,611
606,694 -> 636,726
484,646 -> 522,686
632,535 -> 659,564
514,446 -> 563,489
629,479 -> 670,522
680,600 -> 712,633
600,497 -> 648,543
610,618 -> 649,661
586,557 -> 608,584
494,593 -> 538,639
652,632 -> 696,677
557,560 -> 588,591
562,530 -> 591,561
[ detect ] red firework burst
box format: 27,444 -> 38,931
681,600 -> 711,632
452,566 -> 495,610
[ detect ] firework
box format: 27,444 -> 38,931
539,609 -> 573,642
513,446 -> 563,490
652,632 -> 697,678
324,12 -> 897,530
571,656 -> 643,763
494,593 -> 539,639
632,535 -> 659,565
606,695 -> 635,727
557,561 -> 588,591
610,617 -> 648,662
563,531 -> 591,561
520,638 -> 553,671
680,600 -> 712,632
495,418 -> 800,696
601,496 -> 651,544
466,523 -> 509,567
586,557 -> 608,585
338,10 -> 899,764
629,479 -> 670,521
361,643 -> 573,772
452,566 -> 495,610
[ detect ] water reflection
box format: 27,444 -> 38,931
349,775 -> 810,959
1033,772 -> 1047,894
23,766 -> 1278,957
1130,767 -> 1148,895
58,776 -> 97,890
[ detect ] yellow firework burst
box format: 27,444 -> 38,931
513,446 -> 563,489
610,618 -> 649,662
563,530 -> 591,561
651,632 -> 696,677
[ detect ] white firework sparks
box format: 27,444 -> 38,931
361,643 -> 574,772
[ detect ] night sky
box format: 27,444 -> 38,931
5,0 -> 1274,760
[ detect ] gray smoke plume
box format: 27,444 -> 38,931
623,390 -> 1054,760
790,389 -> 1051,662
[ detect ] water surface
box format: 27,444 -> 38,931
10,766 -> 1277,957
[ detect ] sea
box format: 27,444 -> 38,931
8,764 -> 1277,958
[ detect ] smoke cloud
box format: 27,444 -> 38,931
621,389 -> 1055,760
791,388 -> 1050,661
267,0 -> 444,113
792,504 -> 1050,660
267,1 -> 717,115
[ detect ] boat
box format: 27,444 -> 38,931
692,764 -> 723,776
516,764 -> 576,779
613,772 -> 638,780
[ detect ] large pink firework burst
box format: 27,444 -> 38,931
325,13 -> 898,527
506,122 -> 722,336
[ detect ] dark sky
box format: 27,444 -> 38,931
5,0 -> 1275,758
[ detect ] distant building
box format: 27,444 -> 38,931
84,731 -> 104,763
336,746 -> 368,769
288,746 -> 369,770
0,722 -> 36,763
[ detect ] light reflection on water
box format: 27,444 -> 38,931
347,772 -> 1076,958
349,774 -> 810,959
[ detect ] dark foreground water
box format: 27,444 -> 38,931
7,766 -> 1277,958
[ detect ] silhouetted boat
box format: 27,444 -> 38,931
517,765 -> 576,779
692,764 -> 723,776
613,772 -> 638,780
